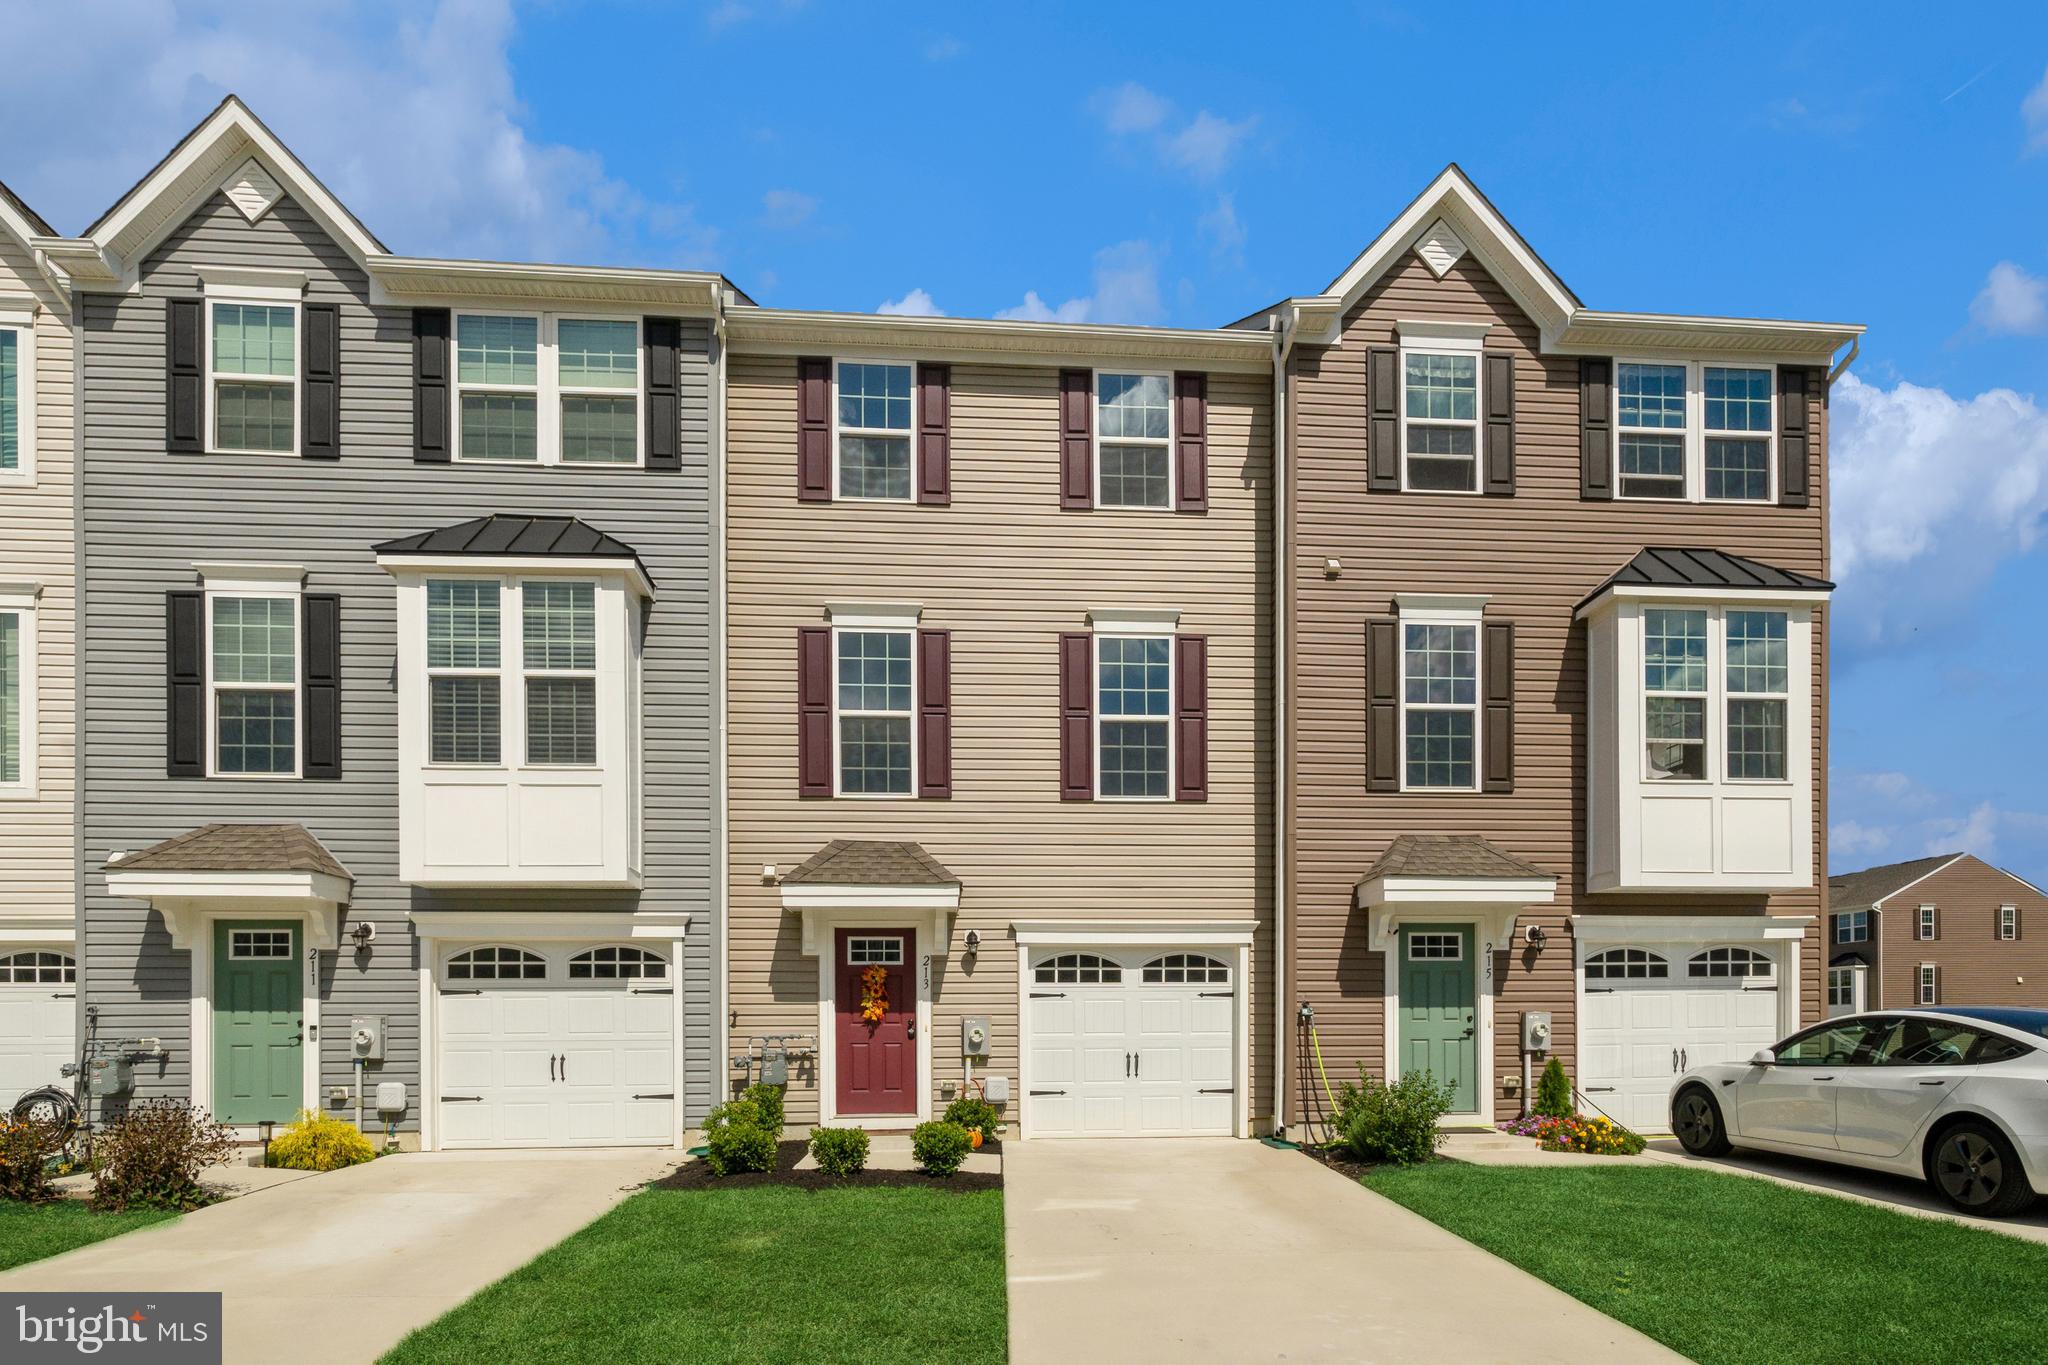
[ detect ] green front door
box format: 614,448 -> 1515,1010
1397,924 -> 1477,1113
213,921 -> 302,1125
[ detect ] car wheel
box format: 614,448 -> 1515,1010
1672,1085 -> 1732,1157
1927,1119 -> 2037,1217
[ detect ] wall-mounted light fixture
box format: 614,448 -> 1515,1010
1323,557 -> 1342,579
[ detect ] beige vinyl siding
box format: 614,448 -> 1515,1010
727,353 -> 1273,1127
1285,250 -> 1829,1123
0,233 -> 75,923
1873,856 -> 2048,1008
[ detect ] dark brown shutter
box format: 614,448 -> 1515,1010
1482,351 -> 1515,496
797,357 -> 831,502
916,363 -> 951,505
644,316 -> 682,471
1482,621 -> 1514,793
303,594 -> 342,779
300,302 -> 340,460
413,308 -> 451,463
1059,369 -> 1093,509
166,592 -> 204,777
1173,371 -> 1208,512
167,298 -> 204,455
1367,347 -> 1401,492
917,629 -> 952,797
1580,357 -> 1614,500
1777,366 -> 1812,508
1366,619 -> 1399,792
1932,906 -> 1941,941
797,626 -> 833,796
1059,632 -> 1093,799
1174,635 -> 1209,801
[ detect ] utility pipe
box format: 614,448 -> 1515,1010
1270,306 -> 1296,1140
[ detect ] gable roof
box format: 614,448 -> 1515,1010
1357,834 -> 1549,884
1578,547 -> 1834,612
779,840 -> 961,888
1829,852 -> 2047,912
0,178 -> 54,239
106,822 -> 352,882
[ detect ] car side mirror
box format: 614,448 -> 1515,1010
1747,1049 -> 1776,1067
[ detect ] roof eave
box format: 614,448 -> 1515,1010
366,255 -> 728,312
1576,581 -> 1834,620
725,306 -> 1273,372
1549,312 -> 1864,361
375,551 -> 655,601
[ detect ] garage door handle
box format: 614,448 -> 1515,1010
1031,991 -> 1065,998
633,1093 -> 674,1100
441,1095 -> 482,1102
550,1054 -> 558,1082
1030,1089 -> 1066,1097
441,989 -> 483,997
1743,985 -> 1779,993
631,988 -> 674,995
1585,987 -> 1614,994
1585,1086 -> 1616,1093
53,991 -> 75,999
1198,990 -> 1234,998
1198,1088 -> 1235,1095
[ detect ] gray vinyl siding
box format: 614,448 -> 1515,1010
80,190 -> 719,1128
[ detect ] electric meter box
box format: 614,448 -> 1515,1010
375,1082 -> 407,1114
1521,1010 -> 1553,1054
961,1016 -> 990,1058
350,1016 -> 386,1062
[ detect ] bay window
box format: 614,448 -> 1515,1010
523,583 -> 598,764
1097,634 -> 1171,798
454,313 -> 642,466
426,580 -> 501,764
1096,372 -> 1173,508
835,362 -> 913,500
1641,608 -> 1786,783
1643,608 -> 1707,780
835,628 -> 913,795
1724,610 -> 1788,780
1611,360 -> 1774,503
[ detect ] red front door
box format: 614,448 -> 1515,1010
836,929 -> 916,1116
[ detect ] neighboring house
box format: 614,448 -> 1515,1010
52,98 -> 727,1147
1264,167 -> 1857,1132
1828,853 -> 2048,1014
722,310 -> 1275,1134
0,180 -> 78,1105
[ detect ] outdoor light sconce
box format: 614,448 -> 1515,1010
349,921 -> 377,952
963,929 -> 981,958
1524,924 -> 1547,947
1323,557 -> 1342,579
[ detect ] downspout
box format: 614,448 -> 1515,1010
1270,307 -> 1296,1139
1826,336 -> 1858,387
711,286 -> 732,1124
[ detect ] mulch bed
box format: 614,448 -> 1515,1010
1299,1143 -> 1383,1183
654,1139 -> 1002,1193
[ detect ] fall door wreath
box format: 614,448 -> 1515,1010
858,963 -> 890,1024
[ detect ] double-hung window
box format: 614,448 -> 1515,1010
0,315 -> 32,483
1096,372 -> 1172,508
1401,351 -> 1479,492
426,580 -> 501,765
1612,361 -> 1774,503
0,596 -> 32,795
523,583 -> 597,765
1615,363 -> 1687,498
1918,905 -> 1937,941
835,628 -> 913,794
209,594 -> 298,775
1402,619 -> 1478,789
1918,964 -> 1938,1006
2001,905 -> 2019,941
1097,634 -> 1171,797
1835,910 -> 1869,944
1704,367 -> 1773,500
454,314 -> 642,466
835,362 -> 913,500
1642,608 -> 1709,781
210,302 -> 297,454
1724,610 -> 1788,780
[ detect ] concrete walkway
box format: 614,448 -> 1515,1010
1,1147 -> 679,1364
1005,1139 -> 1681,1364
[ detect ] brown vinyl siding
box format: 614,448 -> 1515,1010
1866,857 -> 2048,1008
1285,250 -> 1829,1124
727,352 -> 1273,1127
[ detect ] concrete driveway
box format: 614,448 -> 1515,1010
2,1147 -> 679,1364
1005,1139 -> 1680,1364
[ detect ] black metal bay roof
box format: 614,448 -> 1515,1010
373,515 -> 651,587
1579,547 -> 1833,609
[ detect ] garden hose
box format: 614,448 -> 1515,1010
1309,1022 -> 1339,1116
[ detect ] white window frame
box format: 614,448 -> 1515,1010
1835,910 -> 1869,944
423,572 -> 613,772
2000,904 -> 2018,941
0,588 -> 37,799
0,309 -> 37,487
831,357 -> 917,504
1827,965 -> 1854,1008
202,571 -> 303,781
830,623 -> 918,799
1406,932 -> 1465,961
1918,904 -> 1937,941
520,578 -> 601,769
1092,624 -> 1176,802
1611,358 -> 1776,505
452,311 -> 644,469
424,575 -> 505,770
1092,369 -> 1176,511
205,295 -> 301,457
1397,337 -> 1483,495
846,935 -> 906,966
1640,604 -> 1793,788
1723,608 -> 1790,783
1396,596 -> 1485,793
1918,963 -> 1938,1006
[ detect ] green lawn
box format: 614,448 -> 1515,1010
1366,1163 -> 2048,1364
382,1185 -> 1006,1365
0,1202 -> 177,1271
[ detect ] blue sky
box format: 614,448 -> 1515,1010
9,1 -> 2048,884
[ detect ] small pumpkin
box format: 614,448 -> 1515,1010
967,1126 -> 984,1150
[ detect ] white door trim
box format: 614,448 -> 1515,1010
809,912 -> 933,1130
186,911 -> 319,1130
1383,918 -> 1493,1123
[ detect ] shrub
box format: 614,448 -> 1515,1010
265,1110 -> 377,1171
911,1121 -> 972,1177
0,1117 -> 63,1203
90,1101 -> 236,1212
941,1094 -> 1001,1140
1533,1057 -> 1575,1119
808,1126 -> 870,1179
1332,1068 -> 1453,1166
741,1083 -> 786,1136
702,1098 -> 776,1177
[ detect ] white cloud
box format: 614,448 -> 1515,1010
759,188 -> 818,229
1093,84 -> 1255,181
2024,64 -> 2048,153
877,288 -> 944,317
1097,81 -> 1171,135
2,1 -> 717,267
1923,801 -> 2002,858
1199,193 -> 1247,262
1829,372 -> 2048,649
1164,111 -> 1256,181
923,35 -> 963,61
1828,820 -> 1897,859
1970,261 -> 2048,334
997,241 -> 1163,326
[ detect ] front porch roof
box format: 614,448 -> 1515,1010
103,823 -> 353,949
1353,835 -> 1558,954
778,841 -> 962,955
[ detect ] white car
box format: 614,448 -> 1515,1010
1669,1007 -> 2048,1217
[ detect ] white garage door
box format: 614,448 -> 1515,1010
437,944 -> 675,1149
1027,949 -> 1235,1137
1579,945 -> 1782,1133
0,951 -> 76,1107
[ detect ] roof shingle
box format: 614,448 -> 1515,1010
0,178 -> 55,238
1579,547 -> 1833,610
1358,835 -> 1550,883
106,823 -> 352,882
780,840 -> 960,888
1828,853 -> 1965,913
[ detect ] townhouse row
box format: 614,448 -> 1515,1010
0,98 -> 1861,1146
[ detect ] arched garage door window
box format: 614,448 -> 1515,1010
1034,953 -> 1121,985
1584,948 -> 1668,980
569,945 -> 668,980
1141,953 -> 1228,984
0,951 -> 74,984
446,946 -> 546,980
1688,947 -> 1773,979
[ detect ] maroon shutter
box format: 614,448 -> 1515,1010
1173,371 -> 1208,512
1482,351 -> 1514,496
1580,358 -> 1613,500
797,626 -> 833,796
1482,621 -> 1514,793
1367,347 -> 1401,492
1777,366 -> 1812,508
1059,369 -> 1093,509
918,629 -> 952,798
1174,635 -> 1209,801
797,357 -> 832,502
1059,632 -> 1093,799
1366,619 -> 1399,791
916,363 -> 951,505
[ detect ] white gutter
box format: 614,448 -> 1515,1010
1270,306 -> 1296,1139
1827,336 -> 1860,387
